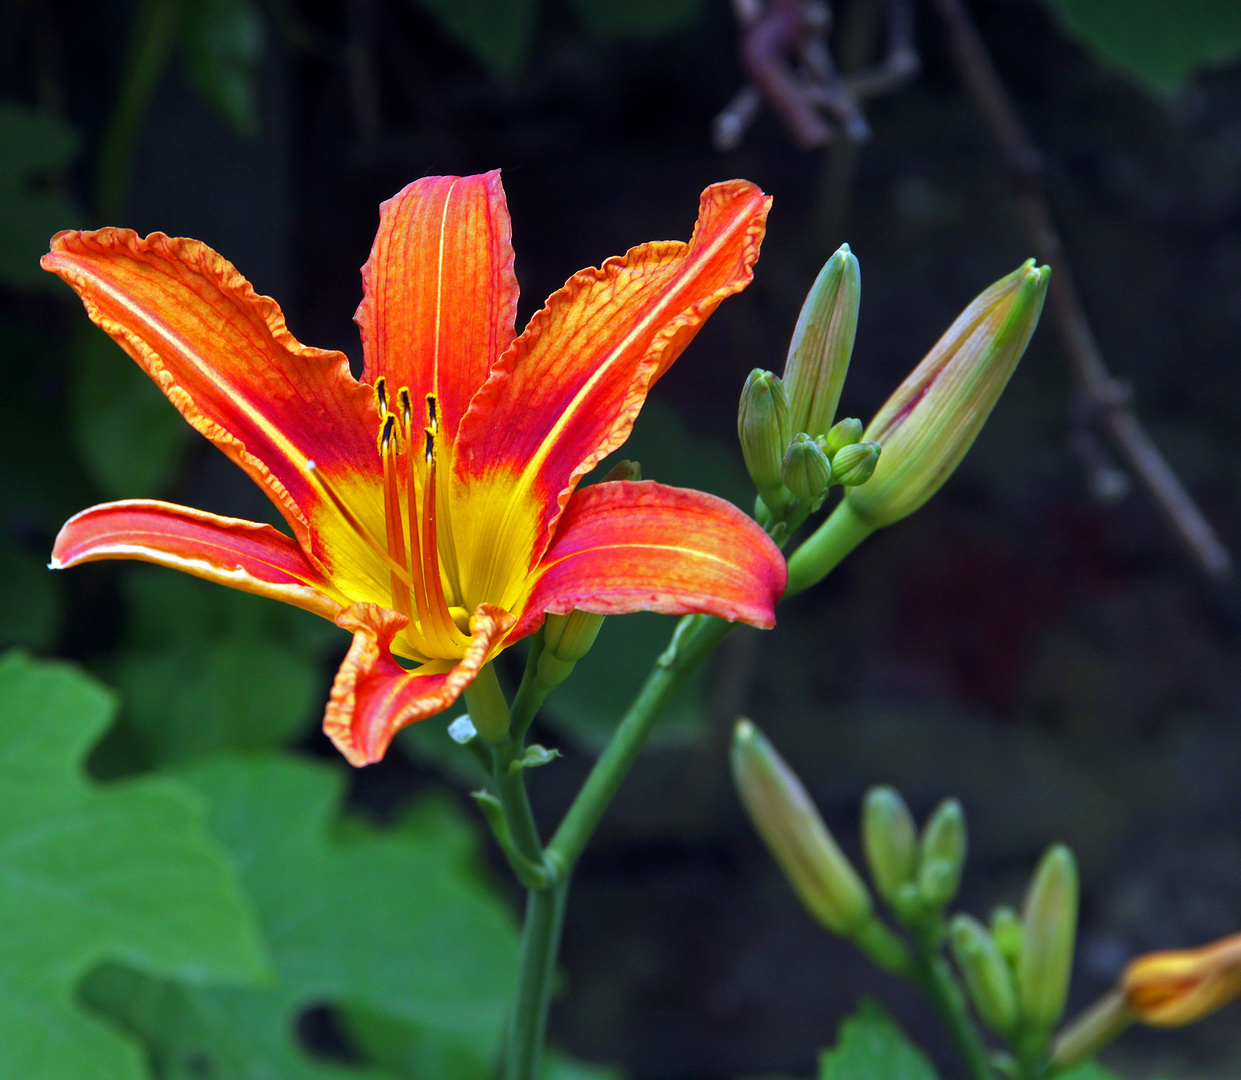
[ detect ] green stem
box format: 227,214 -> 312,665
509,633 -> 548,740
506,880 -> 568,1080
912,941 -> 994,1080
784,499 -> 874,597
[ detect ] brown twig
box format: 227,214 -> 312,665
932,0 -> 1233,581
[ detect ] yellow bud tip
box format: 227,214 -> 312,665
1122,930 -> 1241,1027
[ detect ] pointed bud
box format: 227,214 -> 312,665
951,914 -> 1020,1036
831,441 -> 881,487
783,244 -> 861,439
918,798 -> 967,908
731,719 -> 872,936
1019,844 -> 1078,1034
601,459 -> 641,482
847,260 -> 1050,529
991,905 -> 1025,970
1122,930 -> 1241,1028
782,433 -> 832,502
862,785 -> 918,909
538,609 -> 606,686
738,369 -> 792,493
824,417 -> 863,455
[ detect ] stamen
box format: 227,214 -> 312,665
420,426 -> 470,654
379,413 -> 412,619
397,389 -> 433,629
374,376 -> 388,416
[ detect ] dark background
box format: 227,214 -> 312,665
3,0 -> 1241,1077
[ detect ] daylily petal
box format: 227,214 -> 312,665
323,601 -> 516,766
356,171 -> 519,441
41,230 -> 379,561
50,500 -> 344,621
452,180 -> 770,595
512,480 -> 787,639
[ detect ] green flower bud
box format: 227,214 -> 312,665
824,417 -> 863,455
951,913 -> 1021,1036
991,905 -> 1025,970
538,609 -> 606,687
919,798 -> 967,908
862,785 -> 918,909
738,369 -> 792,493
847,260 -> 1050,529
783,244 -> 861,439
1019,844 -> 1079,1035
831,441 -> 881,487
781,433 -> 832,502
601,459 -> 641,482
731,719 -> 872,936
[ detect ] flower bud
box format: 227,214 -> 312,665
951,913 -> 1020,1036
738,369 -> 792,493
831,441 -> 881,487
862,785 -> 918,909
918,798 -> 967,908
991,905 -> 1025,970
847,260 -> 1049,529
601,459 -> 641,483
781,433 -> 832,502
538,609 -> 606,687
783,244 -> 861,439
1019,844 -> 1078,1033
824,417 -> 863,455
1122,930 -> 1241,1028
731,719 -> 872,936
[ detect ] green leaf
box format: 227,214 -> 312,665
84,756 -> 521,1079
1046,0 -> 1241,95
70,325 -> 189,499
0,652 -> 267,1080
408,0 -> 536,80
181,0 -> 265,134
567,0 -> 704,39
0,101 -> 81,289
818,999 -> 941,1080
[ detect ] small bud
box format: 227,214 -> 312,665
783,244 -> 861,439
831,441 -> 881,487
601,459 -> 641,482
847,260 -> 1050,529
781,433 -> 832,502
918,798 -> 967,908
951,914 -> 1020,1036
538,609 -> 606,687
1121,930 -> 1241,1028
991,905 -> 1025,970
824,417 -> 863,455
862,786 -> 918,909
1019,844 -> 1078,1034
738,369 -> 792,493
731,719 -> 872,936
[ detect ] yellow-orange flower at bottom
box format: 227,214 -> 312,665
1122,931 -> 1241,1027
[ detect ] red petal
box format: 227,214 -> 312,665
513,480 -> 786,639
356,172 -> 519,441
454,180 -> 770,564
51,500 -> 343,621
323,602 -> 516,766
41,230 -> 377,556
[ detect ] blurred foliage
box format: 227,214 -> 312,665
1045,0 -> 1241,95
0,652 -> 266,1080
83,758 -> 521,1079
816,1000 -> 939,1080
181,0 -> 265,135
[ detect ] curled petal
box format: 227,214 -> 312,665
324,602 -> 516,766
512,480 -> 786,640
51,500 -> 343,621
356,172 -> 519,441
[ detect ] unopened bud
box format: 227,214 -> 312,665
738,369 -> 792,493
1019,844 -> 1078,1034
831,441 -> 880,487
862,785 -> 918,909
847,260 -> 1049,529
951,914 -> 1020,1036
731,719 -> 872,936
1122,930 -> 1241,1028
824,417 -> 863,455
783,244 -> 860,439
991,905 -> 1025,970
918,798 -> 967,908
601,459 -> 641,482
538,609 -> 606,687
782,433 -> 832,502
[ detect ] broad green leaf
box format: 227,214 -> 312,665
408,0 -> 536,80
0,101 -> 81,289
818,999 -> 941,1080
0,652 -> 267,1080
1046,0 -> 1241,95
182,0 -> 265,134
70,325 -> 189,499
85,755 -> 521,1079
1053,1065 -> 1172,1080
568,0 -> 704,39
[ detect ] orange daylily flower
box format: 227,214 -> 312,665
47,172 -> 786,765
1122,930 -> 1241,1027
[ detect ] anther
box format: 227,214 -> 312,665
374,376 -> 388,415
